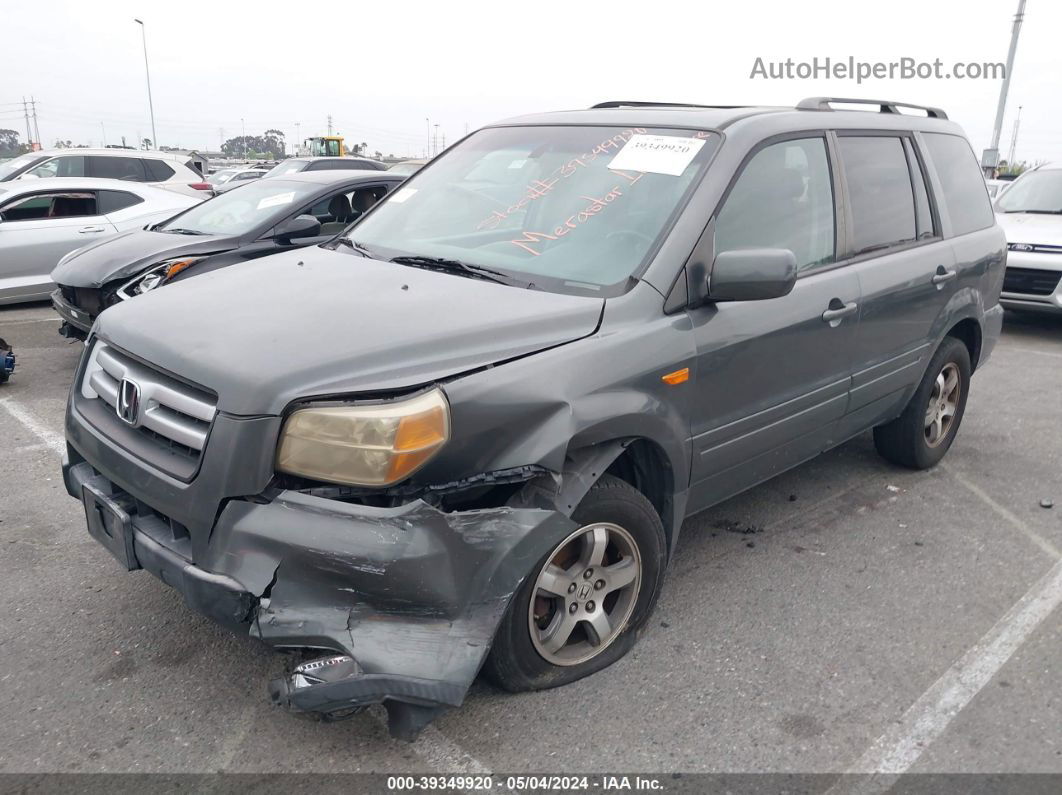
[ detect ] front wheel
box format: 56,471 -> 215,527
485,475 -> 666,692
874,336 -> 971,469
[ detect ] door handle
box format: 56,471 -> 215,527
78,226 -> 106,234
932,268 -> 958,286
821,301 -> 859,323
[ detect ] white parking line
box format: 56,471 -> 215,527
0,316 -> 61,324
411,724 -> 491,776
369,711 -> 491,776
995,344 -> 1062,361
835,554 -> 1062,791
945,465 -> 1061,559
0,398 -> 65,456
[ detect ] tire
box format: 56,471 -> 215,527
874,336 -> 971,469
485,474 -> 666,692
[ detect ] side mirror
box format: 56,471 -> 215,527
274,214 -> 321,242
708,248 -> 798,302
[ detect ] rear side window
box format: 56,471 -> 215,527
715,137 -> 835,272
838,136 -> 917,254
98,189 -> 144,214
922,133 -> 994,236
87,156 -> 147,181
143,159 -> 175,181
0,191 -> 97,221
309,160 -> 355,171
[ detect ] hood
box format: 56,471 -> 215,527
94,248 -> 604,415
51,228 -> 234,287
995,212 -> 1062,247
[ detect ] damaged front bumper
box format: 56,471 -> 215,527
63,455 -> 575,739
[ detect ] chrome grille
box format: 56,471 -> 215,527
81,342 -> 217,453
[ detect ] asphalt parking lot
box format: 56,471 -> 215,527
0,302 -> 1059,780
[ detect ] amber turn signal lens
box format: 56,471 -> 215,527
661,367 -> 689,385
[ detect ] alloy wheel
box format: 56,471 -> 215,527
528,522 -> 642,666
924,361 -> 962,448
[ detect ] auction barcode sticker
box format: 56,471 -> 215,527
608,134 -> 705,176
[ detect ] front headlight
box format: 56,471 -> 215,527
276,388 -> 450,487
116,257 -> 205,300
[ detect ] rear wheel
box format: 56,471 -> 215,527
874,336 -> 971,469
485,475 -> 666,692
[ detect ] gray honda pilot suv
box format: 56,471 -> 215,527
63,98 -> 1005,739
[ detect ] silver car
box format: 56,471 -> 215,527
0,178 -> 200,305
996,164 -> 1062,315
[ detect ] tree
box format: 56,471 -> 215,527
141,138 -> 153,150
0,129 -> 20,156
222,133 -> 285,160
53,139 -> 73,149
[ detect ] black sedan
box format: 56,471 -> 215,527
51,170 -> 404,338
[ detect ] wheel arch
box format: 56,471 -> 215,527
945,316 -> 983,372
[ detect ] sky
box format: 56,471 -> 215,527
2,0 -> 1060,164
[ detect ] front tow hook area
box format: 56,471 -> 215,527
269,654 -> 460,741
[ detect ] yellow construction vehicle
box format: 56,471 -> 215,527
299,136 -> 345,157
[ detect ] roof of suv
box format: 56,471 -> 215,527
28,148 -> 191,162
492,98 -> 965,136
272,169 -> 403,185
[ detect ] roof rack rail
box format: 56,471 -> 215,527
591,100 -> 746,110
796,97 -> 948,120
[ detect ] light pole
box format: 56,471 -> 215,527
241,117 -> 246,158
295,122 -> 301,156
133,19 -> 157,150
983,0 -> 1026,176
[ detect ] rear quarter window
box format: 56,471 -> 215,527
98,189 -> 145,214
88,156 -> 147,181
143,159 -> 176,181
922,133 -> 994,236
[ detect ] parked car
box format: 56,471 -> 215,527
985,178 -> 1009,198
206,165 -> 271,194
387,158 -> 428,175
51,170 -> 403,336
63,98 -> 1004,740
0,337 -> 13,384
263,157 -> 387,177
995,164 -> 1062,315
0,179 -> 200,305
0,148 -> 212,198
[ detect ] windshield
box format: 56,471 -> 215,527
996,170 -> 1062,213
159,179 -> 321,236
265,160 -> 307,177
0,152 -> 47,181
349,125 -> 719,293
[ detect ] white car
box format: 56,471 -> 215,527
0,178 -> 201,305
995,164 -> 1062,316
0,148 -> 212,198
207,166 -> 270,193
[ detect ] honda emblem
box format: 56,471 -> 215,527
116,378 -> 142,426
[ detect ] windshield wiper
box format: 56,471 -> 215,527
1005,209 -> 1062,215
161,227 -> 206,235
331,237 -> 374,257
390,255 -> 509,284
